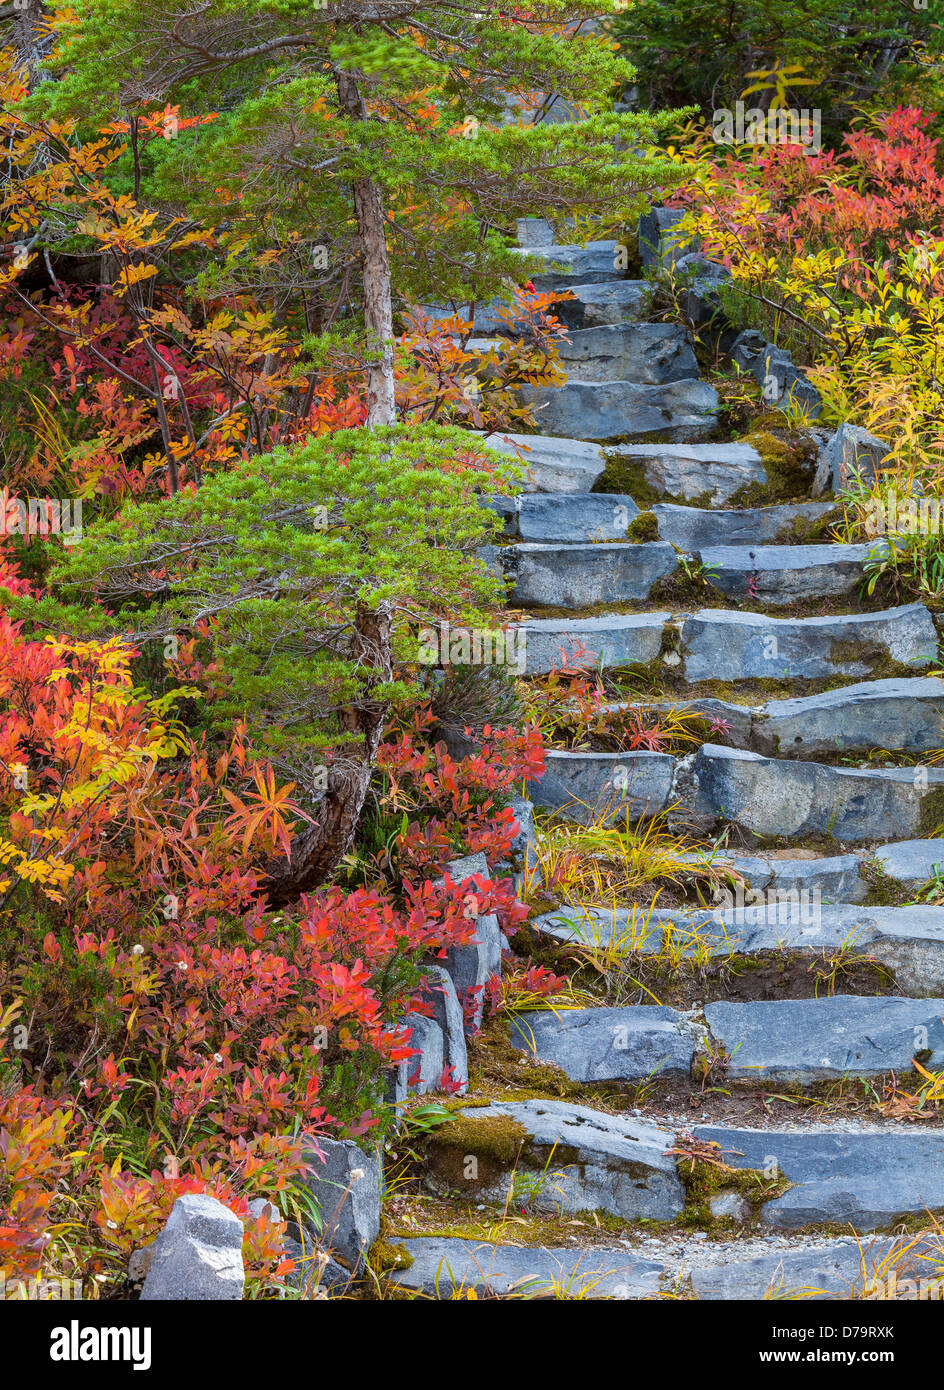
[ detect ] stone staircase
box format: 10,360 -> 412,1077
385,217 -> 944,1301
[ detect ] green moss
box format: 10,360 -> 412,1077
431,1112 -> 530,1164
859,859 -> 912,908
677,1155 -> 793,1230
367,1237 -> 414,1273
728,423 -> 818,505
626,509 -> 660,542
920,787 -> 944,838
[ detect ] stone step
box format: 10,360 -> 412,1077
679,604 -> 936,683
552,323 -> 698,384
510,1005 -> 694,1082
604,441 -> 768,505
499,540 -> 677,608
874,839 -> 944,891
604,678 -> 944,756
699,542 -> 877,606
530,748 -> 674,823
515,611 -> 669,676
553,280 -> 655,330
389,1237 -> 665,1299
423,1098 -> 684,1222
692,1124 -> 944,1232
688,1237 -> 919,1300
675,743 -> 944,843
477,430 -> 606,492
489,491 -> 640,543
519,378 -> 719,443
703,995 -> 944,1083
689,847 -> 867,903
513,239 -> 624,288
651,501 -> 836,550
534,902 -> 944,996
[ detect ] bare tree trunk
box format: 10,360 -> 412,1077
336,72 -> 396,426
264,600 -> 394,902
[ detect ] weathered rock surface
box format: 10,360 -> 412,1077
300,1136 -> 382,1272
554,323 -> 698,384
515,239 -> 623,288
754,678 -> 944,756
729,330 -> 822,418
509,1005 -> 693,1081
695,1124 -> 944,1231
514,611 -> 670,675
529,749 -> 675,824
422,965 -> 470,1086
699,542 -> 875,605
679,605 -> 936,683
519,378 -> 719,443
638,206 -> 690,270
703,995 -> 944,1082
814,423 -> 889,497
502,540 -> 677,608
140,1194 -> 244,1301
606,442 -> 767,505
690,1240 -> 894,1300
512,492 -> 640,543
553,280 -> 655,330
651,501 -> 834,550
390,1238 -> 665,1298
479,430 -> 606,492
426,1098 -> 684,1221
872,839 -> 944,890
674,743 -> 944,843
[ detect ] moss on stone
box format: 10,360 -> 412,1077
626,509 -> 660,542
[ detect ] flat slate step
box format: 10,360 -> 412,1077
694,1124 -> 944,1232
477,430 -> 606,493
754,677 -> 944,757
689,1237 -> 910,1300
529,749 -> 675,824
500,541 -> 677,608
514,239 -> 624,288
425,1098 -> 684,1222
390,1238 -> 665,1299
694,847 -> 867,903
553,323 -> 698,385
519,378 -> 719,444
553,280 -> 655,330
703,995 -> 944,1083
651,501 -> 835,550
675,743 -> 944,843
514,612 -> 669,676
699,542 -> 876,605
679,604 -> 936,683
510,1005 -> 694,1082
874,838 -> 944,890
534,902 -> 944,996
605,442 -> 767,505
491,492 -> 640,543
602,677 -> 944,755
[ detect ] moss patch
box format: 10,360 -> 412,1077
626,509 -> 660,542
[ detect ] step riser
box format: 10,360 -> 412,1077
519,379 -> 720,443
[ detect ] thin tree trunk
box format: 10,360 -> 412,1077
336,72 -> 396,426
264,600 -> 394,902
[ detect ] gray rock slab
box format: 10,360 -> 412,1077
729,330 -> 822,419
691,1239 -> 897,1300
676,743 -> 944,843
515,611 -> 669,675
516,217 -> 555,247
510,1005 -> 693,1082
300,1136 -> 382,1272
638,206 -> 691,270
140,1193 -> 244,1301
445,913 -> 503,1034
699,542 -> 875,605
402,1013 -> 445,1095
533,901 -> 944,997
873,839 -> 944,890
503,540 -> 677,608
652,501 -> 835,550
529,749 -> 675,824
553,280 -> 655,331
694,1125 -> 944,1231
814,423 -> 890,497
680,604 -> 937,683
514,492 -> 640,542
608,442 -> 766,505
554,322 -> 698,384
422,965 -> 470,1087
391,1238 -> 665,1298
520,378 -> 719,443
515,239 -> 623,288
478,430 -> 606,492
755,678 -> 944,756
703,995 -> 944,1083
438,1098 -> 684,1221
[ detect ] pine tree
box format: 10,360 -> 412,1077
37,0 -> 684,422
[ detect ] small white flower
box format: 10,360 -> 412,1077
106,1220 -> 118,1230
350,1168 -> 365,1182
177,961 -> 188,971
213,1053 -> 223,1064
131,944 -> 144,956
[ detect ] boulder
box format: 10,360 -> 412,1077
140,1193 -> 244,1301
